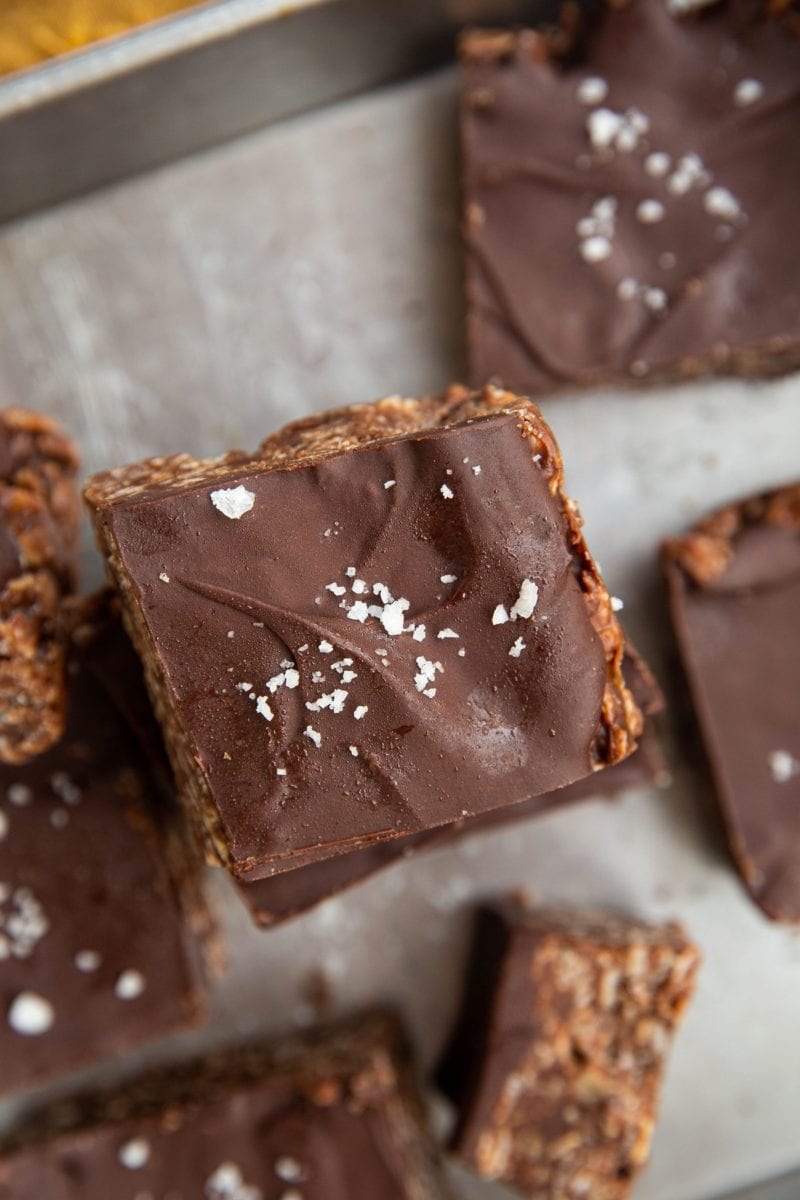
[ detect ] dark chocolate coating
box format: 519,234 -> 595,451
0,1015 -> 450,1200
461,0 -> 800,391
98,414 -> 611,881
240,647 -> 665,926
0,636 -> 209,1099
664,486 -> 800,920
437,901 -> 700,1199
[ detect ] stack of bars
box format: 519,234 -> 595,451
82,383 -> 663,925
0,0 -> 798,1195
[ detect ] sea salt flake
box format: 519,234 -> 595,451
326,582 -> 346,596
472,465 -> 482,475
304,726 -> 322,748
266,673 -> 285,693
441,574 -> 457,583
492,605 -> 510,626
703,186 -> 743,222
351,579 -> 368,594
412,625 -> 426,642
1,886 -> 49,958
275,1157 -> 305,1183
380,598 -> 410,636
306,689 -> 348,715
206,1161 -> 263,1200
617,277 -> 639,301
644,287 -> 668,313
580,236 -> 612,264
345,567 -> 356,577
318,640 -> 334,653
7,783 -> 32,806
636,199 -> 665,224
255,696 -> 274,722
119,1139 -> 151,1170
440,484 -> 454,500
509,637 -> 526,658
159,572 -> 170,583
510,579 -> 539,620
587,107 -> 623,149
458,648 -> 466,657
276,768 -> 287,777
284,669 -> 300,688
51,772 -> 81,805
349,746 -> 359,757
668,153 -> 710,196
611,596 -> 625,612
768,750 -> 799,784
209,485 -> 256,520
115,969 -> 146,1000
437,629 -> 459,639
74,950 -> 101,972
645,151 -> 671,178
734,78 -> 764,106
423,687 -> 437,698
384,480 -> 396,490
236,682 -> 253,692
347,601 -> 370,623
354,706 -> 368,720
8,991 -> 54,1035
577,76 -> 608,105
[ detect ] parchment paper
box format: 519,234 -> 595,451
0,67 -> 798,1200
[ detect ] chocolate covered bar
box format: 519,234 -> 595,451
0,598 -> 215,1099
438,901 -> 700,1199
663,483 -> 800,921
0,1012 -> 451,1200
84,385 -> 641,882
240,643 -> 666,927
0,409 -> 79,763
461,1 -> 800,393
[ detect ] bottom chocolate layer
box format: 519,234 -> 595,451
0,1012 -> 451,1200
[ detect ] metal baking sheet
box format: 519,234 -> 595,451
0,62 -> 799,1200
0,0 -> 551,224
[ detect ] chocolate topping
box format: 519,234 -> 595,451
663,483 -> 800,920
0,607 -> 211,1099
461,0 -> 800,392
0,1013 -> 450,1200
85,389 -> 640,882
239,643 -> 665,926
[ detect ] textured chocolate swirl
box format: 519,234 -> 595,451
86,397 -> 639,882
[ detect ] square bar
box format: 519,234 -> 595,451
84,386 -> 641,882
461,2 -> 800,392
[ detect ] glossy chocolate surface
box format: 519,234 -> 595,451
98,413 -> 612,881
240,646 -> 665,926
664,484 -> 800,920
461,0 -> 800,391
0,634 -> 208,1098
